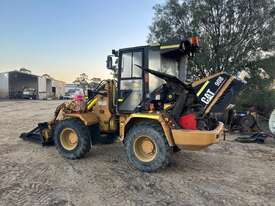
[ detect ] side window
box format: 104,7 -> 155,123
121,53 -> 132,78
119,79 -> 143,111
121,51 -> 142,78
132,52 -> 142,77
148,49 -> 162,93
119,50 -> 143,112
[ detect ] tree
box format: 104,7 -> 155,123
89,77 -> 102,90
148,0 -> 275,77
149,0 -> 275,115
73,73 -> 90,91
236,56 -> 275,116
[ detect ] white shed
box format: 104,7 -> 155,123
52,79 -> 65,99
0,72 -> 9,98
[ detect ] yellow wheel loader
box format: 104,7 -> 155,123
20,38 -> 243,172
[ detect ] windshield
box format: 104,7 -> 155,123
161,57 -> 179,77
148,49 -> 186,92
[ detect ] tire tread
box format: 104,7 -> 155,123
54,119 -> 91,159
125,122 -> 172,172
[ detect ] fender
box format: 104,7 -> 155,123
119,113 -> 175,146
64,112 -> 99,126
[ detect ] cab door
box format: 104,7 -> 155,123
118,48 -> 145,113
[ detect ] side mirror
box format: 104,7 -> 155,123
112,49 -> 119,57
106,55 -> 113,70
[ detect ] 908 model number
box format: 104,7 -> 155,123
215,76 -> 224,86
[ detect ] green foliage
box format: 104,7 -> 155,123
236,56 -> 275,115
149,0 -> 275,115
149,0 -> 275,76
236,88 -> 275,116
73,73 -> 90,91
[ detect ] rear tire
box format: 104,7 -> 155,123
125,123 -> 172,172
54,119 -> 91,159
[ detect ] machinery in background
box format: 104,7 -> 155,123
213,104 -> 258,133
234,110 -> 275,144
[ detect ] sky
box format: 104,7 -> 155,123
0,0 -> 163,83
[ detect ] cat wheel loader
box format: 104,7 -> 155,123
20,37 -> 243,172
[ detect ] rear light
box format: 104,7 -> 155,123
191,36 -> 199,46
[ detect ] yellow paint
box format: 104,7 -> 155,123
86,98 -> 98,110
164,104 -> 173,110
65,112 -> 99,126
160,44 -> 180,50
192,72 -> 223,87
133,136 -> 157,162
172,122 -> 224,150
196,81 -> 209,96
119,113 -> 175,146
60,128 -> 78,151
129,113 -> 160,120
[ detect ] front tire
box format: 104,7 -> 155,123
125,123 -> 172,172
54,119 -> 91,159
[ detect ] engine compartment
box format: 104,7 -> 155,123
142,67 -> 243,131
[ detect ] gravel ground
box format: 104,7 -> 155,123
0,100 -> 274,206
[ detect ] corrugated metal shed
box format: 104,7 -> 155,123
8,71 -> 38,99
0,70 -> 56,99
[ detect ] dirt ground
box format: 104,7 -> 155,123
0,100 -> 274,206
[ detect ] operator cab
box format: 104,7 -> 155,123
107,38 -> 199,113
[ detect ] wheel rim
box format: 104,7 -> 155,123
133,136 -> 157,162
60,128 -> 78,151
